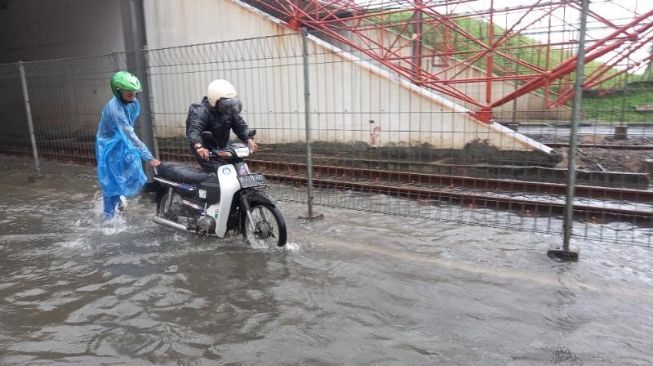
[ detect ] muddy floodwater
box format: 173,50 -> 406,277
0,156 -> 652,365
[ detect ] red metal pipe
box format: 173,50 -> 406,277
490,8 -> 653,110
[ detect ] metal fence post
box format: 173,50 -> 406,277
615,59 -> 629,139
511,50 -> 520,125
18,61 -> 41,175
142,46 -> 160,157
122,0 -> 158,167
549,0 -> 590,261
302,28 -> 318,219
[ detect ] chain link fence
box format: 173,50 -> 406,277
1,32 -> 651,248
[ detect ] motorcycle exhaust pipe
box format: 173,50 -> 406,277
153,216 -> 188,232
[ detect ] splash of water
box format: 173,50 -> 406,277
284,242 -> 301,252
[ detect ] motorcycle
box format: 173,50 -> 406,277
151,130 -> 287,247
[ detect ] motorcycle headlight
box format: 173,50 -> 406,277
234,146 -> 250,157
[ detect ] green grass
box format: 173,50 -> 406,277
582,87 -> 653,123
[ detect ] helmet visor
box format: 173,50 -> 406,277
216,98 -> 242,116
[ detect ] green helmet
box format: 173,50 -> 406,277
110,71 -> 142,98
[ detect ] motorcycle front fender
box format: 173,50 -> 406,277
241,189 -> 277,206
237,189 -> 277,234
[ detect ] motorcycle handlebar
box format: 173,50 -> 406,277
208,149 -> 232,159
206,143 -> 254,161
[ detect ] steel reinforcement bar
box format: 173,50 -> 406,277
242,159 -> 653,203
258,171 -> 652,223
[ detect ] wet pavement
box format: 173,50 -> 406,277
0,156 -> 652,365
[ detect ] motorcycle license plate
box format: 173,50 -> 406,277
238,173 -> 266,188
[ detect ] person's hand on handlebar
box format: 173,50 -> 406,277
217,150 -> 232,158
196,147 -> 210,160
247,138 -> 258,153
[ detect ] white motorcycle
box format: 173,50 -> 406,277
151,131 -> 287,247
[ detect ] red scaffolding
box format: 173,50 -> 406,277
243,0 -> 653,122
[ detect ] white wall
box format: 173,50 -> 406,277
144,0 -> 286,49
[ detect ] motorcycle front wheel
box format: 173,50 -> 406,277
244,202 -> 287,247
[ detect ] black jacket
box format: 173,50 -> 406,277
186,96 -> 250,150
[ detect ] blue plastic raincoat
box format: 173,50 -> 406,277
95,97 -> 154,197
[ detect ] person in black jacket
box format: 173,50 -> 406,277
186,79 -> 258,173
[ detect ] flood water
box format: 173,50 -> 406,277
1,156 -> 652,365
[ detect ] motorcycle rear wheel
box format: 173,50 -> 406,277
244,202 -> 287,247
156,190 -> 181,219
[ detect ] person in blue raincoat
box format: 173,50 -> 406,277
96,71 -> 160,220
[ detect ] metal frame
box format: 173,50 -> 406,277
243,0 -> 653,122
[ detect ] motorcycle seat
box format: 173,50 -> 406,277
156,162 -> 212,184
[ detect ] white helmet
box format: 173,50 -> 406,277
207,79 -> 237,108
207,79 -> 242,115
